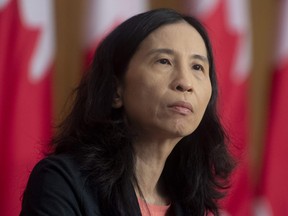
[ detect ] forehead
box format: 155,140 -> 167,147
136,21 -> 207,57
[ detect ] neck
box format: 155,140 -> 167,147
133,136 -> 181,205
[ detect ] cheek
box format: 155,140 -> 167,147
124,72 -> 167,103
122,81 -> 154,116
196,83 -> 212,117
201,80 -> 212,101
204,86 -> 212,107
122,79 -> 167,127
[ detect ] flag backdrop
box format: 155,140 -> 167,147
0,0 -> 54,215
186,0 -> 253,215
82,0 -> 148,65
5,0 -> 284,215
254,0 -> 288,215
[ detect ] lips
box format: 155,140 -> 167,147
168,101 -> 193,115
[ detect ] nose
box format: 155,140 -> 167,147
171,69 -> 193,93
174,81 -> 193,92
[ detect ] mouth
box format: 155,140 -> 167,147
168,101 -> 193,115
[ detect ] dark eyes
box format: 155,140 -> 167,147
157,58 -> 171,65
156,59 -> 205,73
192,64 -> 204,72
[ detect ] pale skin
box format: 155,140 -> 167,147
113,21 -> 212,205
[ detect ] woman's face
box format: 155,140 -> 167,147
116,21 -> 212,140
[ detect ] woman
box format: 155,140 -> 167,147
20,8 -> 235,216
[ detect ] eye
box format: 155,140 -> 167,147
157,58 -> 171,65
192,64 -> 204,72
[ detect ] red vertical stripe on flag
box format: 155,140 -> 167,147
0,0 -> 54,215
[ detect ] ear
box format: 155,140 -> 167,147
112,79 -> 123,109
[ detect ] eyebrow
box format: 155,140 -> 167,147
147,48 -> 174,56
147,48 -> 208,63
192,54 -> 208,63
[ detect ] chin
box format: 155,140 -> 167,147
172,123 -> 197,137
170,128 -> 195,139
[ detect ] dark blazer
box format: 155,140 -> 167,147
20,154 -> 185,216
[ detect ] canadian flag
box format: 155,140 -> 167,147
253,0 -> 288,215
0,0 -> 54,215
186,0 -> 253,215
82,0 -> 148,64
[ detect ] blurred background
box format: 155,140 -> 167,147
0,0 -> 287,215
